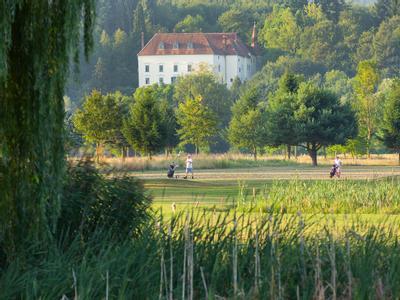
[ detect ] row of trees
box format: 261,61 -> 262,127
71,67 -> 400,166
229,73 -> 358,165
72,69 -> 229,159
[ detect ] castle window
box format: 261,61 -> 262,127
171,76 -> 177,83
173,42 -> 179,49
187,64 -> 192,72
145,64 -> 150,72
173,64 -> 178,72
187,42 -> 194,49
145,78 -> 150,85
159,77 -> 164,84
158,42 -> 165,49
159,64 -> 164,72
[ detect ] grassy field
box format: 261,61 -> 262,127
3,165 -> 400,298
141,166 -> 400,232
141,165 -> 400,201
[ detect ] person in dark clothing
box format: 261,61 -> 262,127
167,162 -> 177,178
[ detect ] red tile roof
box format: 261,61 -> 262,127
138,33 -> 257,57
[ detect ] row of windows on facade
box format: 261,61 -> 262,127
145,64 -> 192,73
145,64 -> 251,73
144,76 -> 236,85
145,77 -> 177,85
158,41 -> 193,49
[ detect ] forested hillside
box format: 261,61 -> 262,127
66,0 -> 397,103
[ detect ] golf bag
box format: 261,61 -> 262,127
167,164 -> 176,178
330,164 -> 338,178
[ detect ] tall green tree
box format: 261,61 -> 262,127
176,96 -> 217,154
154,84 -> 179,155
338,6 -> 377,68
218,8 -> 255,41
380,80 -> 400,164
299,8 -> 346,71
0,0 -> 95,260
132,1 -> 146,37
228,87 -> 266,160
294,82 -> 357,166
374,16 -> 400,78
73,90 -> 124,161
174,69 -> 231,151
266,73 -> 302,159
122,86 -> 166,158
174,15 -> 207,33
174,69 -> 231,125
354,30 -> 376,65
323,70 -> 353,104
261,6 -> 300,54
353,60 -> 380,158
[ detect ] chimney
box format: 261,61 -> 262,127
222,34 -> 227,49
141,32 -> 145,49
251,22 -> 256,48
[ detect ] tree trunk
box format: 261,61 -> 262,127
253,146 -> 257,161
367,129 -> 371,159
287,145 -> 291,160
121,146 -> 126,162
95,143 -> 101,163
398,151 -> 400,166
308,146 -> 318,166
295,146 -> 298,159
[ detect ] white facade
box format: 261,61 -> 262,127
138,53 -> 257,88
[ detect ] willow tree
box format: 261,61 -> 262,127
0,1 -> 95,260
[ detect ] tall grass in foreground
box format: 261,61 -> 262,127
241,177 -> 400,214
2,210 -> 400,299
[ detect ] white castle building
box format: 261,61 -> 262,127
137,26 -> 260,88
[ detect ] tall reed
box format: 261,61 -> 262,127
2,210 -> 400,299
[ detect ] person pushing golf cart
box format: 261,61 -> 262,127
330,156 -> 342,178
167,162 -> 178,178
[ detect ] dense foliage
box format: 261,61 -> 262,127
380,80 -> 400,163
122,87 -> 167,157
0,0 -> 95,262
59,160 -> 152,243
63,0 -> 400,161
66,0 -> 399,99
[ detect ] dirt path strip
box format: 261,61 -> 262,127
128,166 -> 400,180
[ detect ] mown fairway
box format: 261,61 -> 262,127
140,166 -> 400,229
141,165 -> 400,203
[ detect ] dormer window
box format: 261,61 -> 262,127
173,42 -> 179,49
187,42 -> 193,49
158,42 -> 165,49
